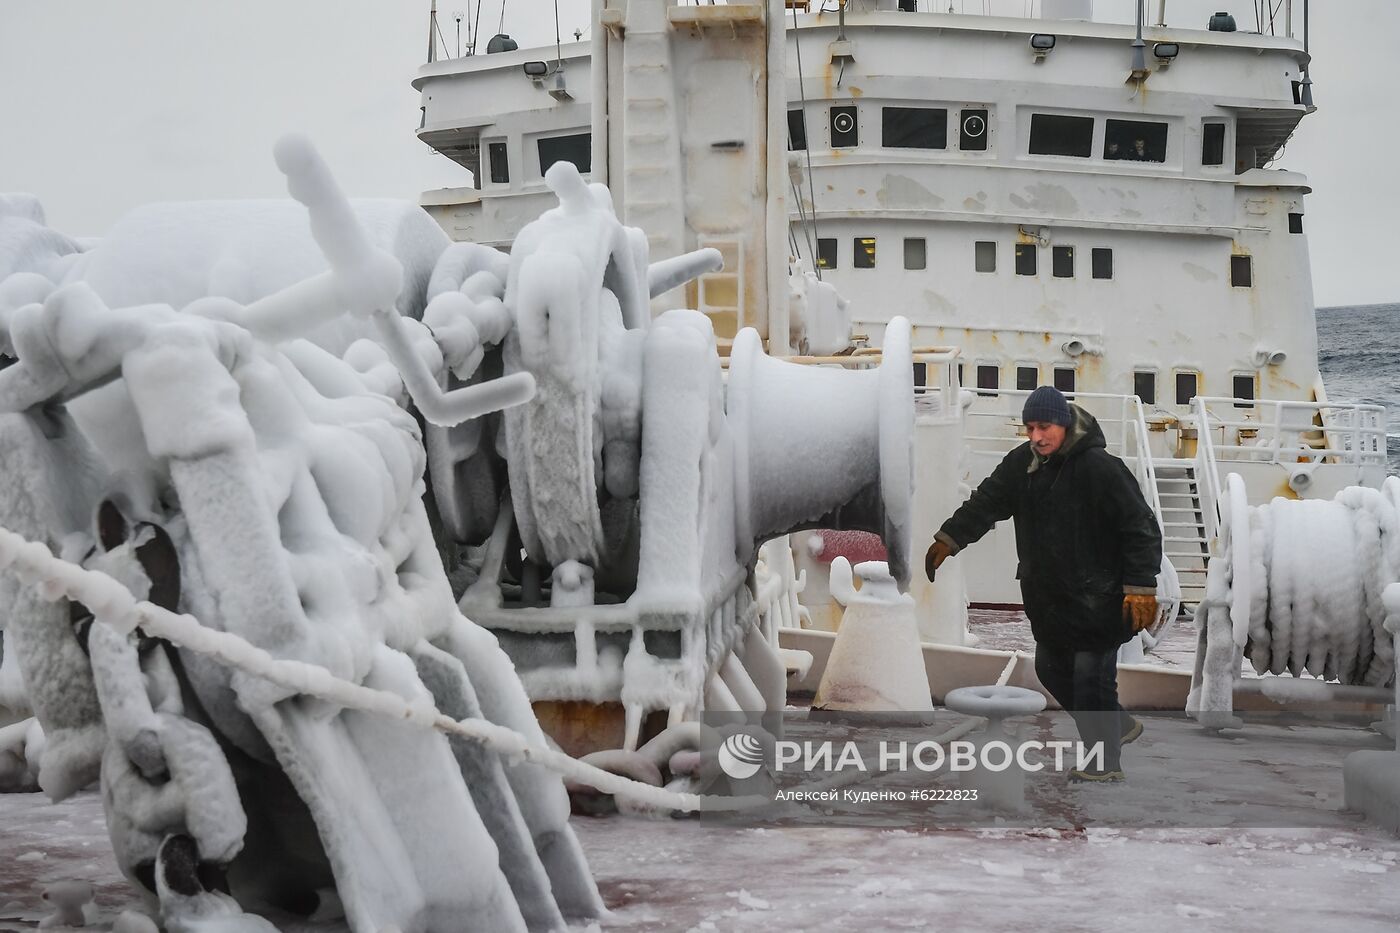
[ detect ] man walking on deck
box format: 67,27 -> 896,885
925,385 -> 1162,782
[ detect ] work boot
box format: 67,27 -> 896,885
1069,768 -> 1125,784
1120,716 -> 1144,745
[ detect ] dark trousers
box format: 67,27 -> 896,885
1034,643 -> 1126,772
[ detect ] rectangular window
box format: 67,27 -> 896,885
1288,213 -> 1304,234
974,240 -> 996,273
1029,113 -> 1094,158
882,107 -> 948,149
903,238 -> 926,270
959,108 -> 989,151
1233,373 -> 1256,409
1175,371 -> 1198,406
537,133 -> 592,175
1231,255 -> 1253,288
957,363 -> 964,388
488,141 -> 509,184
830,105 -> 859,148
976,364 -> 1000,393
913,362 -> 928,388
816,238 -> 837,269
1134,370 -> 1156,405
1091,247 -> 1113,280
1202,122 -> 1226,166
1104,119 -> 1168,163
788,110 -> 807,151
853,237 -> 877,269
1016,365 -> 1038,391
1015,243 -> 1037,276
1053,366 -> 1076,394
1052,245 -> 1074,278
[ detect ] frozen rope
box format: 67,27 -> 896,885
1207,478 -> 1400,688
0,525 -> 774,813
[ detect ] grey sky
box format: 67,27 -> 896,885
1,0 -> 1394,307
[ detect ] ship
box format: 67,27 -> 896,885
407,0 -> 1390,707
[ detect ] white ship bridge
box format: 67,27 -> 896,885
411,0 -> 1381,612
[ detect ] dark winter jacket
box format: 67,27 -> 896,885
936,405 -> 1162,650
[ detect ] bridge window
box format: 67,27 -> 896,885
1231,255 -> 1253,287
1288,213 -> 1304,234
854,237 -> 877,269
1202,122 -> 1226,166
1015,243 -> 1037,276
913,362 -> 928,387
1104,119 -> 1167,163
537,133 -> 591,175
816,238 -> 837,269
788,110 -> 807,150
488,141 -> 509,184
830,106 -> 859,148
975,240 -> 997,273
904,237 -> 926,270
976,364 -> 1000,393
1016,365 -> 1038,391
1091,247 -> 1114,280
1052,245 -> 1075,278
1029,113 -> 1094,158
882,107 -> 948,149
1134,370 -> 1156,405
1053,366 -> 1076,394
1175,371 -> 1198,406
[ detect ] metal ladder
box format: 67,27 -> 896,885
620,4 -> 685,265
1152,457 -> 1209,605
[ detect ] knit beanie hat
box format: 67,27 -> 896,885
1022,385 -> 1072,427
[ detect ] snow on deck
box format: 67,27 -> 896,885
3,711 -> 1400,931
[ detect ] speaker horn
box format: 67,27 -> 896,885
726,316 -> 914,586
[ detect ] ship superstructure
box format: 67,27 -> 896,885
412,0 -> 1384,612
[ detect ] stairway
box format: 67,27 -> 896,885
1152,458 -> 1210,606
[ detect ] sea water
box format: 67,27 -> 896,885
1316,302 -> 1400,473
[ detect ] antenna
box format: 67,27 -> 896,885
553,0 -> 562,67
454,10 -> 464,57
428,0 -> 439,63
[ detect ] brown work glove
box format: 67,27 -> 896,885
925,539 -> 954,582
1122,593 -> 1158,633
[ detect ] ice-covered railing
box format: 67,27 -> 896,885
754,537 -> 809,641
1191,395 -> 1386,479
1190,397 -> 1226,547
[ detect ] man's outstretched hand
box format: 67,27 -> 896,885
925,539 -> 953,582
1123,593 -> 1158,633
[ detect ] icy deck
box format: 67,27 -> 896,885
4,706 -> 1400,932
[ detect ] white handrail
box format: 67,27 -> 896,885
1191,397 -> 1225,546
1124,392 -> 1165,532
1192,396 -> 1386,468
